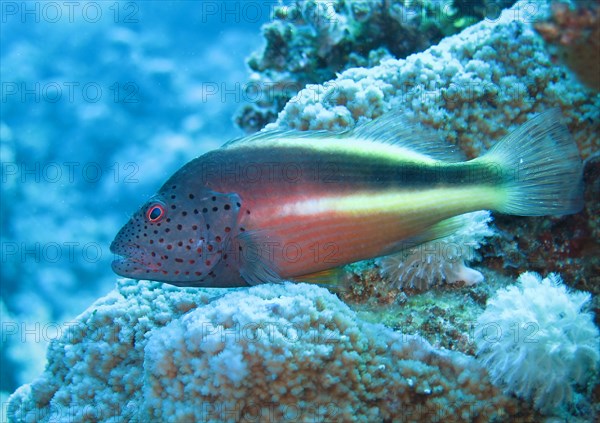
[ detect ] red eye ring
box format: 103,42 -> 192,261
146,203 -> 166,223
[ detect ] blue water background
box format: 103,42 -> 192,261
1,0 -> 269,393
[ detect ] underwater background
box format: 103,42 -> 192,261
1,0 -> 267,400
1,1 -> 599,422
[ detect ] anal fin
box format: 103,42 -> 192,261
292,267 -> 347,287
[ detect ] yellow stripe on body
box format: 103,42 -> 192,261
278,186 -> 504,218
226,136 -> 439,165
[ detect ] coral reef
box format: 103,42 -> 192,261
236,0 -> 516,132
475,272 -> 600,415
7,279 -> 523,422
378,211 -> 495,290
270,1 -> 598,159
5,1 -> 598,421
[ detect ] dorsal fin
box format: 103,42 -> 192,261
349,111 -> 465,162
221,128 -> 341,149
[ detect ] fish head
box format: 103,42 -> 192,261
110,186 -> 242,286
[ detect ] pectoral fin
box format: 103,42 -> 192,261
235,230 -> 283,286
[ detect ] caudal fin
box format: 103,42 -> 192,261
476,109 -> 584,216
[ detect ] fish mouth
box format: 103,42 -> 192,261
110,241 -> 149,277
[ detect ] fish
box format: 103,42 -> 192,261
110,109 -> 584,287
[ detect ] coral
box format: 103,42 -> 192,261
270,1 -> 599,160
535,0 -> 600,91
378,211 -> 495,290
236,0 -> 516,132
7,279 -> 522,422
474,272 -> 600,414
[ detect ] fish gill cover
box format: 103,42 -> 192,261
1,1 -> 599,422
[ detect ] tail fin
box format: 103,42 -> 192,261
476,109 -> 584,216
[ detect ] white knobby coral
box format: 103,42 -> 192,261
378,210 -> 494,290
7,279 -> 516,423
475,272 -> 600,413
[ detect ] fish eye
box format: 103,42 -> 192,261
146,203 -> 166,223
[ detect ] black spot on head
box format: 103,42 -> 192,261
189,194 -> 195,199
212,206 -> 218,212
224,204 -> 231,210
211,196 -> 216,201
192,225 -> 198,230
172,185 -> 177,189
171,195 -> 176,199
171,205 -> 176,210
178,241 -> 183,247
182,211 -> 187,216
175,258 -> 183,263
202,207 -> 208,213
153,230 -> 158,234
236,202 -> 241,207
206,224 -> 210,229
194,209 -> 199,214
224,227 -> 231,233
165,228 -> 170,233
177,224 -> 183,230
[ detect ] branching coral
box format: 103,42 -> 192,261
475,272 -> 600,414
